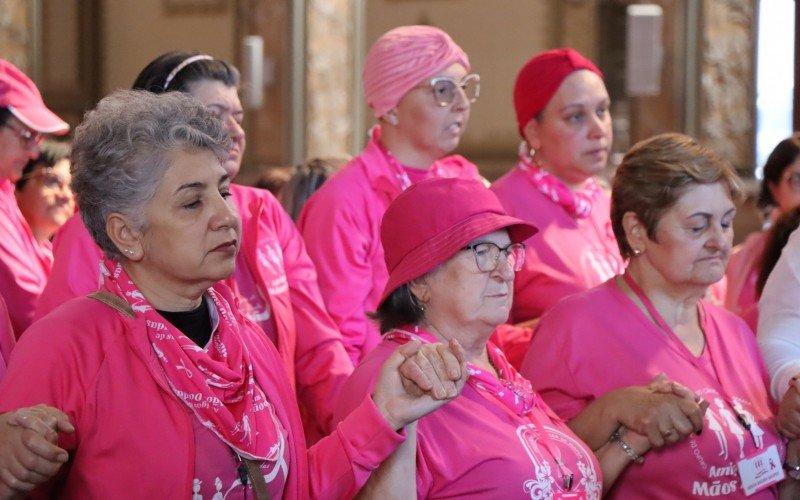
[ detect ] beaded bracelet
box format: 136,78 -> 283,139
610,428 -> 644,465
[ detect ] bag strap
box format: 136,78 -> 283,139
244,458 -> 271,500
87,290 -> 136,318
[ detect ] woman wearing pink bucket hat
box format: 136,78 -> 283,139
298,25 -> 483,366
335,177 -> 706,497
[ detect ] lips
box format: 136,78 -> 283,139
211,240 -> 238,252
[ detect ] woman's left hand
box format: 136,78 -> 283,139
372,339 -> 468,430
778,377 -> 800,439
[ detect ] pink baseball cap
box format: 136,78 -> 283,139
513,48 -> 602,137
379,177 -> 538,305
0,59 -> 69,134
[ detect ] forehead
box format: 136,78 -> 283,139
669,182 -> 735,215
547,70 -> 608,109
425,62 -> 468,83
466,229 -> 511,246
158,148 -> 226,190
186,79 -> 241,109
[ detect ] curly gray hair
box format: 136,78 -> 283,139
71,90 -> 229,260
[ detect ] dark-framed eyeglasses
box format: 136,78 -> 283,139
462,241 -> 525,273
2,122 -> 43,149
18,167 -> 71,190
419,73 -> 481,107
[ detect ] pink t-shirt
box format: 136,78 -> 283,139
0,295 -> 13,380
522,279 -> 782,499
725,230 -> 767,316
491,167 -> 623,325
0,179 -> 52,337
335,337 -> 603,499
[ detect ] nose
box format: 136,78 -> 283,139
705,223 -> 730,252
452,85 -> 471,112
210,192 -> 240,232
587,112 -> 608,139
25,143 -> 40,160
491,253 -> 516,282
226,117 -> 245,143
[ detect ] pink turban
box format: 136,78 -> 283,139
513,48 -> 603,137
363,25 -> 470,118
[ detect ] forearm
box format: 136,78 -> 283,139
355,421 -> 417,499
595,436 -> 647,493
567,390 -> 625,450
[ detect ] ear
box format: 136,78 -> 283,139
407,275 -> 430,305
622,211 -> 648,253
522,118 -> 542,151
767,181 -> 780,206
383,108 -> 399,126
106,212 -> 144,261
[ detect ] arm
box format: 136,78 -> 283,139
594,426 -> 650,493
758,229 -> 800,401
267,197 -> 354,434
298,186 -> 380,365
355,422 -> 417,500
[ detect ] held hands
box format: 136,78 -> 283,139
0,405 -> 73,499
778,376 -> 800,439
372,339 -> 469,430
616,373 -> 708,449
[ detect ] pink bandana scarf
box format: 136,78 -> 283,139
517,145 -> 600,219
100,259 -> 281,461
386,326 -> 537,416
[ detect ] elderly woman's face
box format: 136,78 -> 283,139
524,70 -> 612,188
391,63 -> 471,162
16,158 -> 74,240
138,148 -> 240,287
421,229 -> 514,332
187,80 -> 246,180
640,182 -> 735,289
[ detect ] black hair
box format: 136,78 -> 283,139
758,134 -> 800,209
756,206 -> 800,297
278,157 -> 347,222
0,108 -> 12,127
371,284 -> 425,334
16,140 -> 71,191
131,51 -> 239,94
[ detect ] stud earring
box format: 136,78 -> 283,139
632,248 -> 643,256
386,114 -> 399,126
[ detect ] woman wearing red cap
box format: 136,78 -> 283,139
490,48 -> 623,366
336,177 -> 707,498
298,26 -> 482,366
0,59 -> 69,340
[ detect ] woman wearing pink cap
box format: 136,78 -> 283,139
298,25 -> 482,365
490,48 -> 623,367
336,177 -> 708,498
34,52 -> 353,442
0,59 -> 69,339
524,134 -> 795,498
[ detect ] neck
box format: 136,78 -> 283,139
31,226 -> 54,246
122,261 -> 208,312
534,159 -> 589,192
422,317 -> 493,368
379,127 -> 438,169
623,260 -> 706,330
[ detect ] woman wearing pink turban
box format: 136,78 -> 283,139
490,48 -> 624,367
298,25 -> 482,365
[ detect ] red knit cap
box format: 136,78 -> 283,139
513,48 -> 603,137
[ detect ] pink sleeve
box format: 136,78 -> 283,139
0,219 -> 45,337
35,215 -> 103,319
264,197 -> 353,435
0,295 -> 14,378
307,395 -> 405,498
299,186 -> 380,365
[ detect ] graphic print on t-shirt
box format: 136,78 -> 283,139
256,238 -> 288,295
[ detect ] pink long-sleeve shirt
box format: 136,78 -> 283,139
522,279 -> 782,499
0,282 -> 402,499
35,184 -> 353,439
724,229 -> 767,316
0,179 -> 52,337
298,127 -> 480,365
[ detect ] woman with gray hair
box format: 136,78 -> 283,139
0,90 -> 467,499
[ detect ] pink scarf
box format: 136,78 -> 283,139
386,326 -> 537,416
100,259 -> 281,461
517,146 -> 600,219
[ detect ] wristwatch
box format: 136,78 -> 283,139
783,461 -> 800,480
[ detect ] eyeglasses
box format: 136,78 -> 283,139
462,241 -> 525,273
783,172 -> 800,191
19,167 -> 71,190
2,122 -> 43,149
418,73 -> 481,107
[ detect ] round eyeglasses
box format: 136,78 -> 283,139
418,73 -> 481,108
462,241 -> 525,273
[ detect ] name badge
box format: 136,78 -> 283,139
738,444 -> 784,496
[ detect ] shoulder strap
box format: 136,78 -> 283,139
87,290 -> 136,318
244,458 -> 271,500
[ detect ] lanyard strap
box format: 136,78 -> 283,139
621,273 -> 758,443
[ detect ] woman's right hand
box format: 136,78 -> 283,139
372,339 -> 468,431
614,375 -> 708,449
778,376 -> 800,439
0,405 -> 73,499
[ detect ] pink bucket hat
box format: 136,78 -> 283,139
513,48 -> 602,137
0,59 -> 68,134
363,25 -> 470,118
379,178 -> 538,305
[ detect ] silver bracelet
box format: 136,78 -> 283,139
610,428 -> 644,465
784,461 -> 800,480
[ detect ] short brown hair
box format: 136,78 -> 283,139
611,133 -> 743,259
